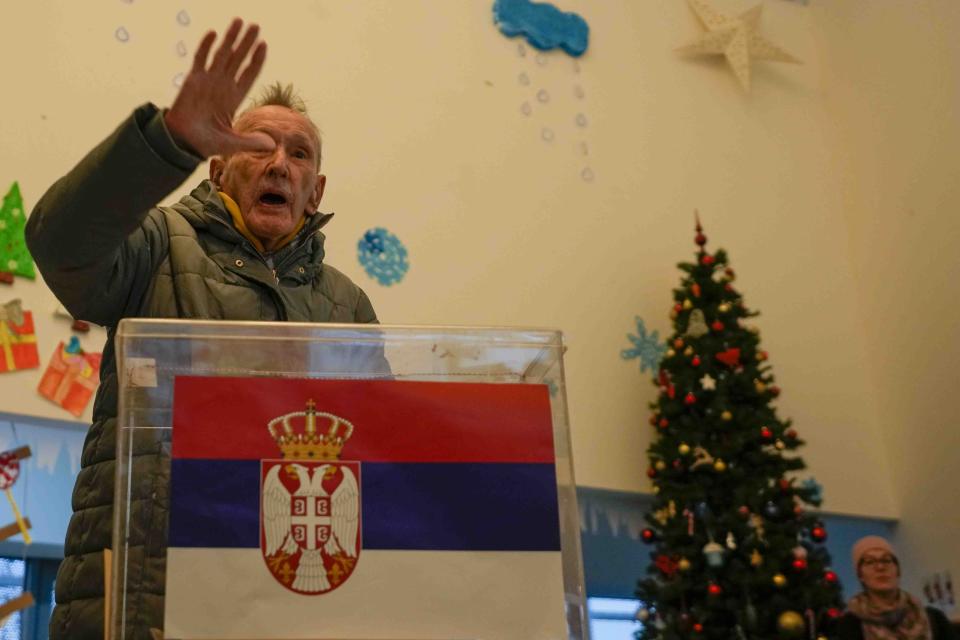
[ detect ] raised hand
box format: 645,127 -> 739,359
164,18 -> 274,158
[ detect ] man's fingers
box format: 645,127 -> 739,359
225,24 -> 260,77
192,31 -> 216,72
236,42 -> 267,95
224,131 -> 276,156
210,18 -> 244,71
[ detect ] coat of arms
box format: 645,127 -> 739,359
261,400 -> 360,594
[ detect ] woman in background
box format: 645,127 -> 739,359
836,536 -> 956,640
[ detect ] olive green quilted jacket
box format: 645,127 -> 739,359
25,103 -> 380,640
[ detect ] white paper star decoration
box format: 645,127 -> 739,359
700,374 -> 716,390
677,0 -> 801,91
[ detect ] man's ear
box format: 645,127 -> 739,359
209,156 -> 225,187
308,174 -> 326,214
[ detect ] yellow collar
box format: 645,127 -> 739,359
219,192 -> 307,254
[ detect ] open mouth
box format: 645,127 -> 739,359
259,192 -> 288,207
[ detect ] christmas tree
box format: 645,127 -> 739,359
635,218 -> 843,640
0,182 -> 36,280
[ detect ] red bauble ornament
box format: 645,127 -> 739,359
641,528 -> 655,543
684,392 -> 697,405
707,583 -> 723,596
737,505 -> 750,518
760,426 -> 774,440
794,505 -> 804,516
770,385 -> 781,397
692,283 -> 701,298
701,255 -> 715,266
672,459 -> 683,470
825,571 -> 839,584
724,283 -> 735,292
692,356 -> 701,367
792,558 -> 808,571
779,479 -> 791,491
693,623 -> 704,633
674,303 -> 683,313
827,608 -> 841,619
659,418 -> 669,429
711,320 -> 724,331
786,429 -> 798,439
674,338 -> 685,349
811,525 -> 828,542
715,348 -> 741,368
649,415 -> 658,426
647,468 -> 657,479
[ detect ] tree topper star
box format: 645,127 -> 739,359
677,0 -> 801,91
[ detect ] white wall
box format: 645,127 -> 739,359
814,0 -> 960,596
0,0 -> 929,524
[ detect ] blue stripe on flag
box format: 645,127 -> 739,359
169,460 -> 560,551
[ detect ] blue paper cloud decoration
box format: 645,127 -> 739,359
493,0 -> 589,57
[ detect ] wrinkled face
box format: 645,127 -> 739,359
858,550 -> 900,594
211,105 -> 325,252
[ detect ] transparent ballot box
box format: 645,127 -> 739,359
113,319 -> 588,640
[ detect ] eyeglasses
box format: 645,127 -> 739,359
861,556 -> 896,569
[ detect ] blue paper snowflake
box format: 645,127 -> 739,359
357,227 -> 409,286
801,478 -> 824,504
621,316 -> 666,373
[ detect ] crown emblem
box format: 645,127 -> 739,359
267,400 -> 354,460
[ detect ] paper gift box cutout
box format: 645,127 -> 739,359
38,338 -> 101,417
0,299 -> 39,374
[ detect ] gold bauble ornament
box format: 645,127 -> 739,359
755,380 -> 767,393
655,460 -> 667,471
683,299 -> 693,310
775,439 -> 785,450
750,549 -> 763,567
678,557 -> 691,572
773,573 -> 787,588
684,346 -> 694,357
666,349 -> 676,358
713,459 -> 727,472
679,443 -> 691,456
718,303 -> 730,313
776,610 -> 805,638
721,410 -> 732,421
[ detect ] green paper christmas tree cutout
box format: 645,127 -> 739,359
0,182 -> 35,279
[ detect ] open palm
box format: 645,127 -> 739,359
164,18 -> 274,158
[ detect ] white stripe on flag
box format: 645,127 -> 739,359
164,548 -> 567,639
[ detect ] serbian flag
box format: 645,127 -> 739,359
165,376 -> 566,639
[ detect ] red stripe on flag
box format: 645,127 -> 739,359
171,377 -> 555,463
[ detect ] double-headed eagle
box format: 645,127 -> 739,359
263,463 -> 359,593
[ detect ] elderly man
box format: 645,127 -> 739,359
26,19 -> 380,640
